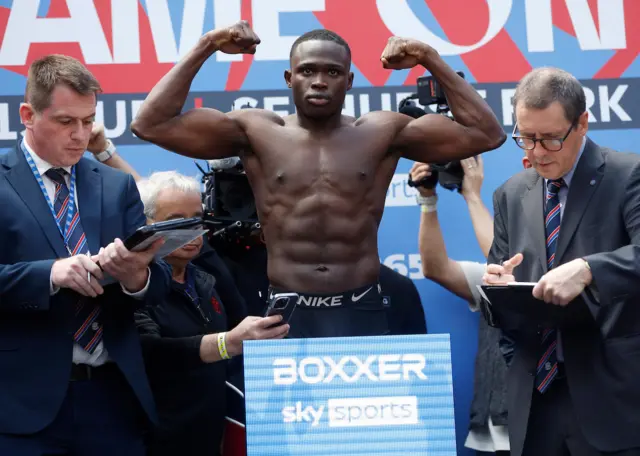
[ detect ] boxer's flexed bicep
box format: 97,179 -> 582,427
389,112 -> 497,164
134,108 -> 252,160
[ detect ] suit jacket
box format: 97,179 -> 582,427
487,138 -> 640,456
0,145 -> 171,435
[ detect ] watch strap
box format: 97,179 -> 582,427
95,139 -> 116,162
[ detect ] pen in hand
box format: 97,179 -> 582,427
86,252 -> 92,285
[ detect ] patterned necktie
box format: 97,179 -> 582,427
535,178 -> 565,393
46,168 -> 103,354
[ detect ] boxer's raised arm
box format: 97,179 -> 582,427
131,21 -> 260,159
381,38 -> 506,163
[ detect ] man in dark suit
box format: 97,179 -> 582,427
483,67 -> 640,456
0,55 -> 170,455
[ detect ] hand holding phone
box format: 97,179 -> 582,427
223,311 -> 292,356
264,292 -> 299,327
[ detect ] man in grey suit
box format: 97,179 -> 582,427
483,67 -> 640,456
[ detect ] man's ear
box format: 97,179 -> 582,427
347,72 -> 354,91
19,103 -> 36,128
284,69 -> 292,88
576,111 -> 589,137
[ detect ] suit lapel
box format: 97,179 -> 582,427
75,158 -> 103,255
555,139 -> 605,263
4,146 -> 69,258
521,172 -> 548,273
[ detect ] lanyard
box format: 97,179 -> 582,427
182,268 -> 211,325
21,141 -> 78,255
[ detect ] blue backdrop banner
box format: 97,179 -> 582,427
243,334 -> 456,456
1,2 -> 639,452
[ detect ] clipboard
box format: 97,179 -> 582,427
477,282 -> 594,330
124,216 -> 208,259
98,217 -> 208,287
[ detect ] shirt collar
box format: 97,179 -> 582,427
22,138 -> 73,177
546,136 -> 586,189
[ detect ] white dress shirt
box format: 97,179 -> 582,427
23,139 -> 150,366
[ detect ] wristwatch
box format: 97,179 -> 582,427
94,139 -> 116,163
416,194 -> 438,213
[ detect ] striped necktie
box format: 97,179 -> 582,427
46,168 -> 103,354
535,178 -> 565,393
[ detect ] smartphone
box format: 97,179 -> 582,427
264,292 -> 299,327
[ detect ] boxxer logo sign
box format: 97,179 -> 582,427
245,335 -> 456,453
273,354 -> 428,385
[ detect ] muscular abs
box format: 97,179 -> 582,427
240,115 -> 399,293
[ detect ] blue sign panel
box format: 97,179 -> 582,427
244,334 -> 456,455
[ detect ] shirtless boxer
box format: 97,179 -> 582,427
132,21 -> 505,337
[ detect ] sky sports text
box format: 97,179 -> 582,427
282,396 -> 419,428
273,354 -> 428,385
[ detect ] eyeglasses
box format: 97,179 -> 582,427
512,122 -> 575,152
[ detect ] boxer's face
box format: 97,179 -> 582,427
153,189 -> 204,263
286,40 -> 353,120
515,101 -> 588,180
20,84 -> 95,167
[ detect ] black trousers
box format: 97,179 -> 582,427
523,375 -> 640,456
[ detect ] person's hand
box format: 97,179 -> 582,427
87,122 -> 109,155
381,37 -> 432,70
483,253 -> 523,285
51,255 -> 105,297
93,238 -> 164,293
532,259 -> 592,306
409,162 -> 436,197
206,20 -> 260,55
461,156 -> 484,201
225,315 -> 290,356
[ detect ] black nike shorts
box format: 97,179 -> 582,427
267,283 -> 390,339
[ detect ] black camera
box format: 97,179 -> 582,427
199,157 -> 261,245
400,71 -> 466,192
417,71 -> 465,113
